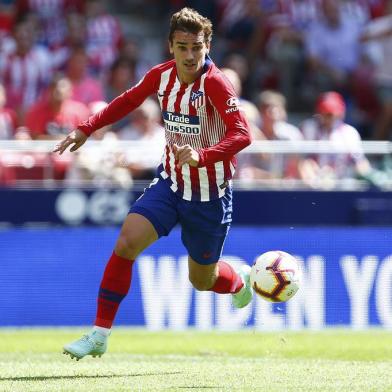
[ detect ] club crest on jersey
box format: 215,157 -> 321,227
191,90 -> 205,109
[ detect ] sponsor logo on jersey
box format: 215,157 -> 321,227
225,96 -> 240,114
226,97 -> 239,107
163,111 -> 201,135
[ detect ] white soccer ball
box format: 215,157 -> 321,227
250,250 -> 301,302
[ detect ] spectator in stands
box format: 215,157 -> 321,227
304,0 -> 364,99
15,0 -> 84,50
0,17 -> 53,122
265,0 -> 320,109
65,45 -> 104,105
0,83 -> 17,139
24,75 -> 90,139
299,91 -> 376,189
117,98 -> 165,180
51,12 -> 87,71
219,0 -> 266,67
361,4 -> 392,140
118,37 -> 151,81
220,67 -> 260,126
237,90 -> 302,180
85,0 -> 123,76
65,100 -> 132,188
103,57 -> 136,132
258,90 -> 303,141
221,53 -> 254,99
104,57 -> 135,103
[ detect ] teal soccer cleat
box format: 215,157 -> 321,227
232,264 -> 253,308
63,330 -> 108,360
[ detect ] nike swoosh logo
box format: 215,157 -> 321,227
158,93 -> 165,97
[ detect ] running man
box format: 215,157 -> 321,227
54,7 -> 253,360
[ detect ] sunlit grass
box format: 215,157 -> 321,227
0,328 -> 391,391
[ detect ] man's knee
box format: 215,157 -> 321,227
114,233 -> 142,259
114,214 -> 158,259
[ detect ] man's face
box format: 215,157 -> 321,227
67,52 -> 88,78
319,113 -> 338,130
51,79 -> 72,103
14,22 -> 35,54
261,104 -> 286,123
322,0 -> 340,27
169,30 -> 210,83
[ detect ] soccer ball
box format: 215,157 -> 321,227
250,250 -> 301,302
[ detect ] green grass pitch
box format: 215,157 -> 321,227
1,328 -> 392,391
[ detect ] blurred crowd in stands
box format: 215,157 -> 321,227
1,0 -> 392,189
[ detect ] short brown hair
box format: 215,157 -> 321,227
169,7 -> 213,44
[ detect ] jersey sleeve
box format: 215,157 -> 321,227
77,67 -> 160,136
198,71 -> 251,167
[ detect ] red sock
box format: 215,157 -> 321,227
95,251 -> 134,328
210,261 -> 244,294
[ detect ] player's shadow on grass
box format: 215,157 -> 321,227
0,372 -> 182,382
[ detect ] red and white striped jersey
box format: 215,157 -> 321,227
16,0 -> 84,47
278,0 -> 321,31
78,56 -> 251,201
0,47 -> 53,111
87,14 -> 123,73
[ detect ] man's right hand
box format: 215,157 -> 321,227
53,129 -> 88,155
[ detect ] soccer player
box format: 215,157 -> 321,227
54,7 -> 253,360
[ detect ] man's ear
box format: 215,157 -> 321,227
169,41 -> 173,54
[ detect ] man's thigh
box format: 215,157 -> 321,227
129,177 -> 179,237
179,190 -> 232,265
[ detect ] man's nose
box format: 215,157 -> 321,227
185,49 -> 194,60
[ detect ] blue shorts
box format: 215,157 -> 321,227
129,176 -> 232,265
